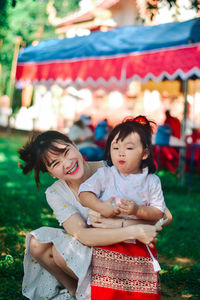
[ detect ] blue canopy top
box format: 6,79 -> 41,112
18,18 -> 200,63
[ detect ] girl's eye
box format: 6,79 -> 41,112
113,147 -> 119,150
127,147 -> 133,150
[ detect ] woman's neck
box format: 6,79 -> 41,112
67,161 -> 102,191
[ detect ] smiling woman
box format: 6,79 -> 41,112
18,130 -> 166,300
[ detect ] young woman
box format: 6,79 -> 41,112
18,130 -> 171,300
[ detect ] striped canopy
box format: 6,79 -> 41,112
16,17 -> 200,91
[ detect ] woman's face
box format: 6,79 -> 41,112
45,142 -> 85,181
110,132 -> 148,176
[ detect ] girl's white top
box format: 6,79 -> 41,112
79,166 -> 166,215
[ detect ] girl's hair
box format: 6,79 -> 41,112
104,115 -> 156,173
18,131 -> 73,189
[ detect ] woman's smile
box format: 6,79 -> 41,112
66,162 -> 79,175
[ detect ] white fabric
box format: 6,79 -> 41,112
22,179 -> 93,300
79,166 -> 166,215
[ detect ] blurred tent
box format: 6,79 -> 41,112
15,18 -> 200,182
16,17 -> 200,92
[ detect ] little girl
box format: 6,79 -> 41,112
78,115 -> 166,224
78,115 -> 167,299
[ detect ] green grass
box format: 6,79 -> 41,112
157,170 -> 200,298
0,131 -> 200,299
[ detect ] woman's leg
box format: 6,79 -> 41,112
29,236 -> 77,295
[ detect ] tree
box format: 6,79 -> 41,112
0,0 -> 81,99
147,0 -> 199,20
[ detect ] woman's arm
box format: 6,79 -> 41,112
89,206 -> 172,229
62,213 -> 161,247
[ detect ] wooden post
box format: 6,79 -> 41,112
9,35 -> 22,109
179,80 -> 188,185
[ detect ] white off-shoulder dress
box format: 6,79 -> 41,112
22,179 -> 93,300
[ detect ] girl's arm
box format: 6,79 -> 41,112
79,191 -> 119,217
165,207 -> 172,225
118,199 -> 164,221
118,175 -> 166,222
62,212 -> 161,247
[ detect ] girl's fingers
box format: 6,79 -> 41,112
88,215 -> 102,223
118,209 -> 127,215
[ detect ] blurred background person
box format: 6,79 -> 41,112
94,118 -> 110,149
68,114 -> 104,161
164,109 -> 181,139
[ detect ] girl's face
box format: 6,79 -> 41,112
110,132 -> 148,176
45,142 -> 85,181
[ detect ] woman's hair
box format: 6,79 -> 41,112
18,131 -> 73,189
104,115 -> 156,173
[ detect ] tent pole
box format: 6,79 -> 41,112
179,79 -> 188,185
181,79 -> 188,141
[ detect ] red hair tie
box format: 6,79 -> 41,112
122,116 -> 134,122
133,116 -> 148,126
123,116 -> 148,126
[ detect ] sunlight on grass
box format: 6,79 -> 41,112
0,153 -> 6,162
5,182 -> 18,188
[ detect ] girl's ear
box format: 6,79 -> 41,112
142,148 -> 149,160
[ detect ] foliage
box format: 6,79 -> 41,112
0,131 -> 200,299
54,0 -> 81,18
147,0 -> 199,21
0,0 -> 81,96
0,0 -> 8,40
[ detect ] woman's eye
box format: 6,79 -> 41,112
52,162 -> 59,168
127,147 -> 133,150
64,148 -> 70,156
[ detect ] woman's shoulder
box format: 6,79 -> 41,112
87,160 -> 105,174
45,179 -> 70,195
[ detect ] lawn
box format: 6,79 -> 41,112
0,130 -> 200,300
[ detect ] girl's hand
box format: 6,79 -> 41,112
101,198 -> 120,218
118,198 -> 139,216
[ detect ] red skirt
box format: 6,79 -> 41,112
91,241 -> 161,300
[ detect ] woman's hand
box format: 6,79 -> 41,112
129,224 -> 162,248
89,215 -> 123,229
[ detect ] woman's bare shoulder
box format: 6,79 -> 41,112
87,160 -> 104,172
